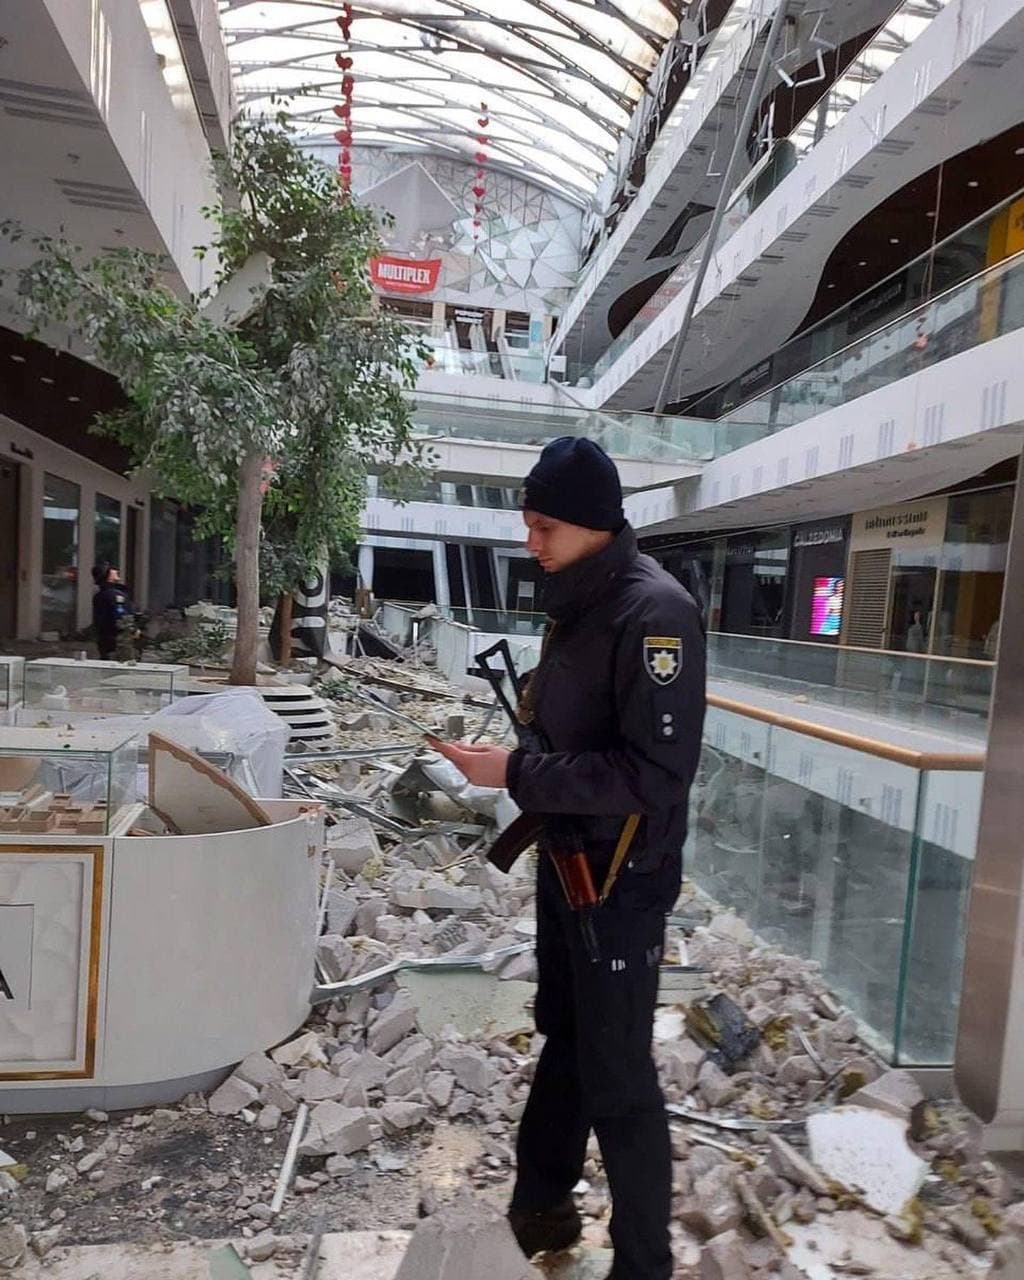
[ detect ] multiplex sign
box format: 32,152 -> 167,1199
369,255 -> 442,295
0,846 -> 104,1080
850,498 -> 948,552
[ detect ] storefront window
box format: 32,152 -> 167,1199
95,493 -> 122,571
722,532 -> 790,637
41,473 -> 80,636
934,486 -> 1014,658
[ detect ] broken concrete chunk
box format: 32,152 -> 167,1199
246,1230 -> 278,1262
326,888 -> 361,937
777,1055 -> 820,1086
299,1102 -> 374,1157
317,934 -> 354,982
679,1165 -> 744,1239
75,1151 -> 105,1175
381,1100 -> 430,1133
257,1105 -> 282,1132
28,1228 -> 61,1259
947,1206 -> 990,1253
393,1197 -> 543,1280
327,817 -> 381,876
807,1106 -> 928,1216
660,1039 -> 705,1095
437,1046 -> 499,1097
698,1228 -> 755,1280
0,1223 -> 27,1270
236,1052 -> 285,1089
300,1066 -> 350,1103
271,1030 -> 328,1069
697,1060 -> 737,1109
209,1074 -> 260,1117
259,1081 -> 299,1115
367,996 -> 419,1055
848,1069 -> 924,1123
425,1072 -> 456,1110
766,1134 -> 830,1197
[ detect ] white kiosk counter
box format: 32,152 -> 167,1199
0,727 -> 320,1113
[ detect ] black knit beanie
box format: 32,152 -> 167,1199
520,436 -> 624,531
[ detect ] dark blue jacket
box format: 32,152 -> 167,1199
92,583 -> 134,647
507,525 -> 706,905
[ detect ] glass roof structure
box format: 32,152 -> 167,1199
218,0 -> 686,206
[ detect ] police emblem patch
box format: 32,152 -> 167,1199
644,636 -> 682,685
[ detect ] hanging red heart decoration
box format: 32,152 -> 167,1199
335,54 -> 353,70
472,185 -> 485,198
475,152 -> 486,164
333,103 -> 351,119
335,129 -> 353,146
342,75 -> 354,95
477,116 -> 489,129
342,3 -> 353,18
341,148 -> 351,164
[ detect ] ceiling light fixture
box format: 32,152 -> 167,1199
9,353 -> 25,363
889,237 -> 899,244
39,376 -> 54,385
67,395 -> 81,403
858,260 -> 867,267
967,180 -> 979,187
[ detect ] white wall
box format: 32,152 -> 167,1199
42,0 -> 220,295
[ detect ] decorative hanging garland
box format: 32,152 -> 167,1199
333,4 -> 354,194
472,101 -> 488,245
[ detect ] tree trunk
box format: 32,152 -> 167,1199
230,451 -> 265,686
279,592 -> 293,665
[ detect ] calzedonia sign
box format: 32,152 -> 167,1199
370,255 -> 441,295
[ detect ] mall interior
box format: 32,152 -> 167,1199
3,0 -> 1024,1153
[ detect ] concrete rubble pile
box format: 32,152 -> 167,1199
2,658 -> 1022,1279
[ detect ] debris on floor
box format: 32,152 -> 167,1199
0,633 -> 1019,1280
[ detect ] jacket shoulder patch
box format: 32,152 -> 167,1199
643,635 -> 682,685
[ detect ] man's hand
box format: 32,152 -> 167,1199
427,737 -> 511,789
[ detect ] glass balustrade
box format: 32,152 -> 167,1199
732,249 -> 1024,434
410,392 -> 735,465
688,695 -> 984,1064
447,607 -> 547,636
708,632 -> 993,736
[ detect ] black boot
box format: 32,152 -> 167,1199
507,1196 -> 582,1258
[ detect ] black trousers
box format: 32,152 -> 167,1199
511,854 -> 673,1280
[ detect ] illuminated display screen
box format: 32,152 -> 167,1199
811,576 -> 845,637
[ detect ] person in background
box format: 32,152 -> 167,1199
91,563 -> 135,661
432,437 -> 706,1280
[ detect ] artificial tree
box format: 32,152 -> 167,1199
4,113 -> 426,684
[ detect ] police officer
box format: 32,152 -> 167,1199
434,437 -> 706,1280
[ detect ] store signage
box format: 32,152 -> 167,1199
793,525 -> 846,548
0,848 -> 102,1077
851,498 -> 949,551
847,271 -> 909,336
369,256 -> 441,294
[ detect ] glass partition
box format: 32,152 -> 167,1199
707,632 -> 993,734
688,696 -> 984,1063
94,493 -> 122,569
41,473 -> 80,637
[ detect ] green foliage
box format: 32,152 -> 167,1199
156,619 -> 231,668
1,110 -> 430,594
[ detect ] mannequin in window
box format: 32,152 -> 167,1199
906,609 -> 927,654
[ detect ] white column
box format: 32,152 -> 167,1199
358,545 -> 374,591
432,542 -> 450,613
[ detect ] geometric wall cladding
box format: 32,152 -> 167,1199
347,148 -> 585,311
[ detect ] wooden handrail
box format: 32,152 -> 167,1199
707,692 -> 986,772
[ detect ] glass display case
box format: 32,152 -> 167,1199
0,657 -> 25,713
24,658 -> 188,715
0,726 -> 139,835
